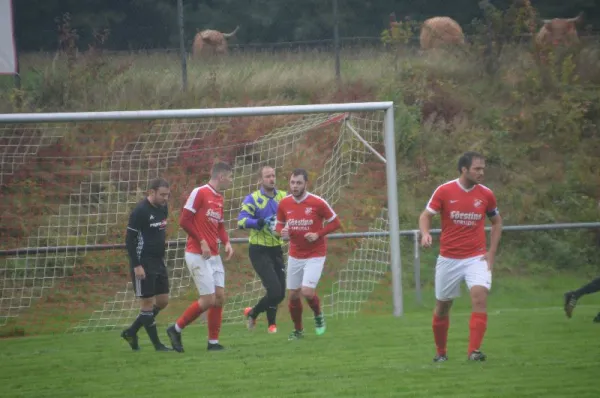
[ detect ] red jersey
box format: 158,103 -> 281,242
276,192 -> 337,259
183,184 -> 229,256
426,179 -> 499,259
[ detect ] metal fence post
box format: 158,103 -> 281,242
413,231 -> 422,305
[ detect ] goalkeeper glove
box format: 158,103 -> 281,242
256,218 -> 265,229
264,215 -> 277,234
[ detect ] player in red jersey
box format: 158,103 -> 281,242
419,152 -> 503,362
274,168 -> 341,340
166,162 -> 234,353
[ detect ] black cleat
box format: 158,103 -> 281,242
166,324 -> 184,353
564,291 -> 578,318
468,350 -> 487,361
433,354 -> 448,363
593,312 -> 600,323
154,343 -> 173,352
121,329 -> 139,351
207,342 -> 225,351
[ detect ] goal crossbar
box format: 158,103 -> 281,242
0,102 -> 394,123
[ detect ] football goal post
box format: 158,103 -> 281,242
0,102 -> 402,336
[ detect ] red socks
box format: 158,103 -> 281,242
468,312 -> 488,354
207,306 -> 223,342
432,314 -> 450,356
433,312 -> 488,355
176,301 -> 203,330
289,298 -> 303,331
306,295 -> 321,316
174,301 -> 223,343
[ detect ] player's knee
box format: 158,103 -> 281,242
140,297 -> 154,311
470,286 -> 488,311
434,300 -> 453,317
288,289 -> 301,301
155,295 -> 169,309
301,287 -> 315,299
199,294 -> 216,308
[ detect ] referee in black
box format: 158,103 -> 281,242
121,178 -> 172,351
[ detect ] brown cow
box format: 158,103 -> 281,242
535,13 -> 583,48
192,26 -> 240,57
420,17 -> 465,50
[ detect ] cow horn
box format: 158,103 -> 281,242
223,26 -> 240,38
568,12 -> 583,23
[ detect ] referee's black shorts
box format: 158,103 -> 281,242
131,257 -> 169,298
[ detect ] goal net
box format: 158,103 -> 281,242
0,103 -> 399,336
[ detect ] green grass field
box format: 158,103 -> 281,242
2,275 -> 599,398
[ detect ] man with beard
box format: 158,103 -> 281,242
419,152 -> 503,362
238,166 -> 287,333
274,168 -> 341,340
121,178 -> 173,352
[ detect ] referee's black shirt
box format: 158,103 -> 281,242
125,198 -> 168,270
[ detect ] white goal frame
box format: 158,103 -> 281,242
0,102 -> 404,317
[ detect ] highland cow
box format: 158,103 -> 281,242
420,17 -> 465,50
192,26 -> 240,57
535,13 -> 583,48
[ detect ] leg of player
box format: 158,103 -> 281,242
122,266 -> 172,352
468,286 -> 489,361
286,256 -> 305,340
563,276 -> 600,319
432,300 -> 453,362
207,286 -> 226,351
244,247 -> 285,333
167,293 -> 215,353
147,293 -> 171,351
432,256 -> 462,362
300,256 -> 326,336
266,250 -> 286,333
166,253 -> 215,353
122,295 -> 154,351
287,288 -> 304,340
465,256 -> 491,362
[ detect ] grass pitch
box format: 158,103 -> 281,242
1,275 -> 599,398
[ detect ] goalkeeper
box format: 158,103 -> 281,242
237,166 -> 287,333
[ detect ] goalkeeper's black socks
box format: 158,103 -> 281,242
574,277 -> 600,298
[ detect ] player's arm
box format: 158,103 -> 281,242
316,201 -> 341,237
125,207 -> 144,270
217,219 -> 230,246
237,194 -> 263,230
218,218 -> 234,260
486,194 -> 503,255
419,187 -> 442,247
179,188 -> 208,247
273,202 -> 287,237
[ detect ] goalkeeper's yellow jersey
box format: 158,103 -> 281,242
237,188 -> 287,247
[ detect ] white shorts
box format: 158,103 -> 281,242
185,252 -> 225,296
435,254 -> 492,301
286,256 -> 326,290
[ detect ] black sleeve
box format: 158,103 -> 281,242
125,206 -> 144,270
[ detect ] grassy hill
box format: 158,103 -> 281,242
2,40 -> 598,267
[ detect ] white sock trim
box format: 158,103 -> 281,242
175,324 -> 182,333
208,339 -> 218,344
